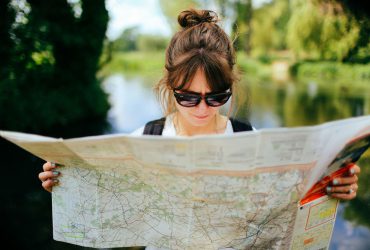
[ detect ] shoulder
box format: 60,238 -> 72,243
130,118 -> 166,136
229,118 -> 254,132
131,115 -> 176,136
143,117 -> 166,135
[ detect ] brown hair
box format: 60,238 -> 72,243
154,9 -> 240,116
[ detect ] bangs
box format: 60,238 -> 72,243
202,52 -> 233,92
169,50 -> 233,92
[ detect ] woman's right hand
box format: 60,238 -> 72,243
38,162 -> 61,192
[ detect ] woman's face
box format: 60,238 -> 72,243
175,68 -> 221,127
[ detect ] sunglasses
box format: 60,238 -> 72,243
173,89 -> 232,107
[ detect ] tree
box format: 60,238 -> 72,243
251,0 -> 290,57
334,0 -> 370,63
0,0 -> 110,133
112,26 -> 140,52
231,0 -> 253,54
137,34 -> 169,51
159,0 -> 200,33
0,0 -> 15,80
287,0 -> 360,61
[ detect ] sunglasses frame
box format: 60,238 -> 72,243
173,89 -> 232,107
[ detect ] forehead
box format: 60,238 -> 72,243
182,68 -> 212,93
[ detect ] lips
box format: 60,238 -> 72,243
194,114 -> 208,119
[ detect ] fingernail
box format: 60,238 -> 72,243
350,168 -> 355,175
52,171 -> 59,176
333,179 -> 339,185
53,179 -> 59,183
326,186 -> 332,193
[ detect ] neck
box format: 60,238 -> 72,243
174,112 -> 226,136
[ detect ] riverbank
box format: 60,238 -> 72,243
290,61 -> 370,84
98,51 -> 165,79
98,51 -> 272,78
99,51 -> 370,85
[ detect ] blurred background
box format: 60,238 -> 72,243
1,0 -> 369,249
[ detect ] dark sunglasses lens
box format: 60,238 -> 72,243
206,93 -> 231,107
175,94 -> 200,107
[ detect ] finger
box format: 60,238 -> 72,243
332,175 -> 358,185
38,170 -> 60,182
41,179 -> 59,193
348,164 -> 361,176
329,191 -> 356,200
42,162 -> 63,171
327,184 -> 357,194
43,162 -> 56,171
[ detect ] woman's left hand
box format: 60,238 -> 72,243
326,164 -> 360,200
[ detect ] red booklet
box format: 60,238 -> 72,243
300,133 -> 370,205
300,163 -> 353,205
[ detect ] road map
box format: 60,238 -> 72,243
1,115 -> 370,249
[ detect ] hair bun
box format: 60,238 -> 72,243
178,9 -> 218,28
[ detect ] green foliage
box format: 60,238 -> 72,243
99,51 -> 273,80
111,27 -> 168,53
290,61 -> 370,82
227,0 -> 370,64
232,0 -> 252,53
137,35 -> 169,52
112,26 -> 140,51
159,0 -> 199,33
287,0 -> 360,61
236,52 -> 272,79
351,44 -> 370,63
251,0 -> 290,56
334,1 -> 370,62
98,51 -> 165,78
0,0 -> 110,133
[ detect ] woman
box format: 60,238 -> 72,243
39,9 -> 359,206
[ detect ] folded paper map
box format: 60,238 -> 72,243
1,115 -> 370,250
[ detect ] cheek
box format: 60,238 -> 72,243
175,103 -> 189,116
209,107 -> 220,114
203,107 -> 220,116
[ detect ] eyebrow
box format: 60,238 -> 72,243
179,89 -> 230,95
180,90 -> 213,95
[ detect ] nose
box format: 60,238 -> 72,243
195,98 -> 209,112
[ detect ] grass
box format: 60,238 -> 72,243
98,51 -> 370,86
290,61 -> 370,84
236,52 -> 273,80
98,50 -> 273,79
98,51 -> 165,78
